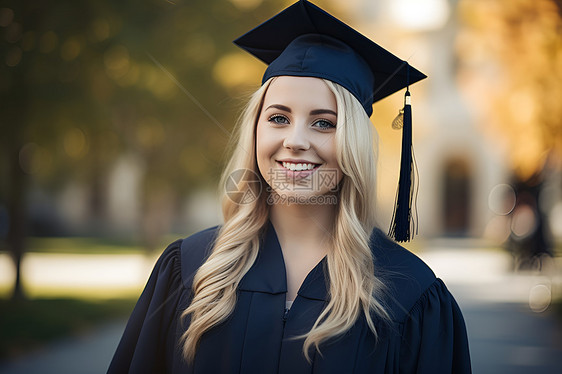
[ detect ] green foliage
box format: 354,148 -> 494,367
0,297 -> 136,359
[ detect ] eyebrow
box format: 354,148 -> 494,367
265,104 -> 337,117
310,109 -> 337,116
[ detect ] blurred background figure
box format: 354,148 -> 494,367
0,0 -> 561,373
506,172 -> 553,271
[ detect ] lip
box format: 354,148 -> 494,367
277,158 -> 321,164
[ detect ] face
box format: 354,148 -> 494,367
256,76 -> 343,204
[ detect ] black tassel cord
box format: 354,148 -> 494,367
389,88 -> 418,242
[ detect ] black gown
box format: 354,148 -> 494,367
108,221 -> 471,373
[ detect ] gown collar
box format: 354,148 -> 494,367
238,220 -> 328,301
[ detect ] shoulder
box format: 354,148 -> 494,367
369,227 -> 437,322
178,225 -> 221,289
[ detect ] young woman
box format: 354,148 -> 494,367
108,1 -> 471,373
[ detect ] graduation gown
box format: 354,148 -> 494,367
108,221 -> 471,373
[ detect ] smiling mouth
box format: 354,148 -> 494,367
277,161 -> 321,171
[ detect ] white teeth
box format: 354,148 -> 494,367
281,161 -> 317,171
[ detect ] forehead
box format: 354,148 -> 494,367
263,76 -> 337,112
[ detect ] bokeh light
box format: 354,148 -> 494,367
39,31 -> 58,53
228,0 -> 263,11
488,183 -> 517,216
213,52 -> 264,89
389,0 -> 450,31
63,128 -> 89,159
90,18 -> 111,42
529,283 -> 551,313
0,7 -> 14,27
4,21 -> 21,43
184,33 -> 216,67
19,143 -> 53,175
136,117 -> 165,150
483,215 -> 511,243
511,204 -> 538,238
5,46 -> 22,67
104,45 -> 130,80
60,37 -> 82,61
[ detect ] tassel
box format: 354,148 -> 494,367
389,86 -> 418,242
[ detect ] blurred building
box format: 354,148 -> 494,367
338,0 -> 508,239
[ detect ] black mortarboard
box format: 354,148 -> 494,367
234,0 -> 426,242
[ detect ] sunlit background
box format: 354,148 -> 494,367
0,0 -> 561,373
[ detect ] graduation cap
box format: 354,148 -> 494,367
234,0 -> 426,242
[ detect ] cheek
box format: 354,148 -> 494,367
256,122 -> 277,158
320,135 -> 338,163
324,137 -> 343,181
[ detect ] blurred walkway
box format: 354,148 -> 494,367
0,241 -> 561,373
419,240 -> 562,374
0,320 -> 125,374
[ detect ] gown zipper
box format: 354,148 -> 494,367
283,307 -> 290,323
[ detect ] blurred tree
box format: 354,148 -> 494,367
0,0 -> 289,299
456,0 -> 562,179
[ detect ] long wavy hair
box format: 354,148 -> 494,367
180,77 -> 389,361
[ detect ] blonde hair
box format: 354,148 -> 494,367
180,77 -> 389,362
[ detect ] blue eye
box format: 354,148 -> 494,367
314,119 -> 336,130
268,114 -> 289,124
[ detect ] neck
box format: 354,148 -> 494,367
269,198 -> 337,249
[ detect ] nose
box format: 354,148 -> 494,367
282,123 -> 310,151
